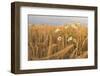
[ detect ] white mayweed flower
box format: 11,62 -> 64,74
64,26 -> 68,29
57,36 -> 62,41
67,36 -> 73,42
71,24 -> 77,29
55,28 -> 60,33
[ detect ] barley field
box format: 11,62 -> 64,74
28,23 -> 88,60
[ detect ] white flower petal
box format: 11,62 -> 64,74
55,28 -> 60,33
57,36 -> 62,41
